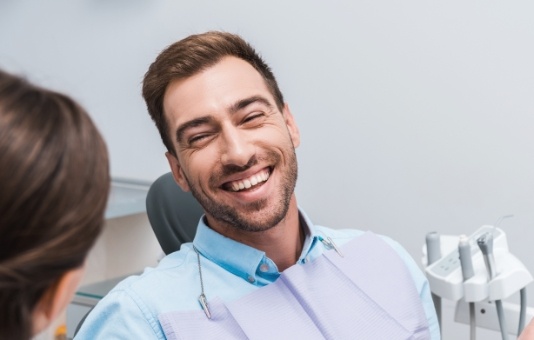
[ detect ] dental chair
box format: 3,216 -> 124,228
145,172 -> 203,255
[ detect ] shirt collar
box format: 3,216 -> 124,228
192,209 -> 324,286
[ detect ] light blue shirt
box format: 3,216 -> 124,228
75,210 -> 440,339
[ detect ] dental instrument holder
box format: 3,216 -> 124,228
424,225 -> 532,303
422,225 -> 533,337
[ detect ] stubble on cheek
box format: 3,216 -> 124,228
185,146 -> 298,232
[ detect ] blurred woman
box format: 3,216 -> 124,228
0,69 -> 109,339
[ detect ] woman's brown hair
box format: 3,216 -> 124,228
0,70 -> 110,339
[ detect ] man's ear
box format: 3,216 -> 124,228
33,266 -> 85,335
282,104 -> 300,148
165,152 -> 191,192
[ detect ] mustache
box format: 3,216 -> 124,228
220,155 -> 259,177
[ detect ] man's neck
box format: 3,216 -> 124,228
210,196 -> 302,272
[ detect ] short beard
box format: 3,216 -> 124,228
186,149 -> 298,232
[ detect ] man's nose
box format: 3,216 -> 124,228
220,127 -> 255,167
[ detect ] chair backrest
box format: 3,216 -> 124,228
146,172 -> 204,255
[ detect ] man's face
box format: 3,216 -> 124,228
163,56 -> 300,233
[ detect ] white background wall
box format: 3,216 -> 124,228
1,1 -> 533,338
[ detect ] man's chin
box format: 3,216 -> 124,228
228,207 -> 288,232
231,221 -> 278,233
196,190 -> 292,232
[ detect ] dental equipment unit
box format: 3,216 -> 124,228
423,224 -> 533,339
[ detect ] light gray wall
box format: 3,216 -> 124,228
1,1 -> 533,337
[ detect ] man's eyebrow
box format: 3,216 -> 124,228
229,95 -> 274,114
176,116 -> 213,144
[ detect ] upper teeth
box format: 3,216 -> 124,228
230,169 -> 270,191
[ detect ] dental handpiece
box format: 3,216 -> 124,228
478,231 -> 508,340
458,235 -> 474,281
426,231 -> 441,265
459,235 -> 477,340
477,232 -> 496,280
425,231 -> 442,335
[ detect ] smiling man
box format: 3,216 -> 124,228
76,31 -> 440,339
162,56 -> 302,272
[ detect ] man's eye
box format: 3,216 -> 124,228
188,134 -> 211,145
243,113 -> 264,124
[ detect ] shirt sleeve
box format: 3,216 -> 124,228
74,287 -> 164,340
382,237 -> 441,340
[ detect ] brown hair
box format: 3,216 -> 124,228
0,70 -> 110,340
142,31 -> 285,155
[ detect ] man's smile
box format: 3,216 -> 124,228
223,167 -> 271,192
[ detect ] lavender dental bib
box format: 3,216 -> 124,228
159,232 -> 430,339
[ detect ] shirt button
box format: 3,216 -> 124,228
247,275 -> 255,283
259,264 -> 269,272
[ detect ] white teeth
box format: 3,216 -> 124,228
228,169 -> 270,192
250,175 -> 258,186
